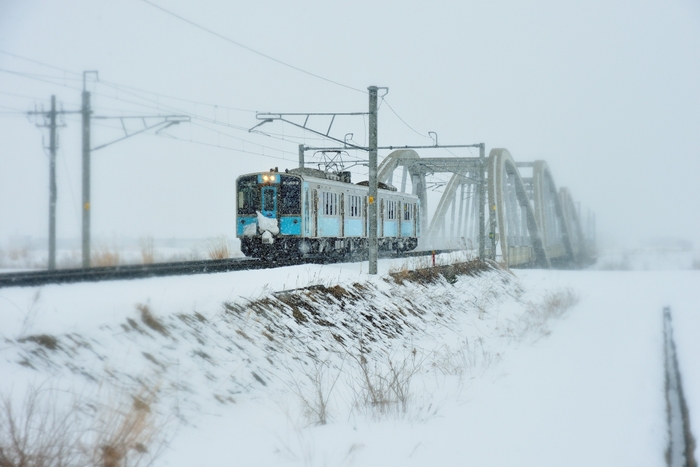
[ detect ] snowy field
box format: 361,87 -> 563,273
0,250 -> 698,466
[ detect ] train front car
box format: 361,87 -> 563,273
236,169 -> 303,259
236,167 -> 420,260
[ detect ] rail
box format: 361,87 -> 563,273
0,249 -> 457,289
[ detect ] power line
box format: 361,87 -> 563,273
99,79 -> 257,114
0,49 -> 82,77
190,121 -> 299,157
0,68 -> 83,91
140,0 -> 366,94
0,68 -> 82,82
1,61 -> 351,159
154,131 -> 298,164
0,90 -> 51,101
381,97 -> 430,140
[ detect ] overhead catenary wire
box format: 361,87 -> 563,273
0,68 -> 84,92
154,131 -> 298,164
1,59 -> 359,150
98,79 -> 257,114
1,57 -> 370,166
0,49 -> 82,77
140,0 -> 366,95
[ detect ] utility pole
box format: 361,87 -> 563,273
478,142 -> 486,260
368,86 -> 378,275
81,71 -> 96,268
28,95 -> 69,270
48,96 -> 57,270
298,144 -> 305,168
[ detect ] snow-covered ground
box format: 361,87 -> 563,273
0,250 -> 698,466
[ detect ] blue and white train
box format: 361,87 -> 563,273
236,167 -> 420,259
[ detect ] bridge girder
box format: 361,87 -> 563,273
376,148 -> 593,268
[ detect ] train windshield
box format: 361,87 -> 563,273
279,175 -> 301,214
237,176 -> 259,215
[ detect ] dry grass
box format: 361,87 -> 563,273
0,383 -> 168,467
140,236 -> 155,265
506,288 -> 580,341
90,387 -> 161,467
389,259 -> 491,286
7,247 -> 29,262
205,236 -> 230,260
92,247 -> 121,267
348,351 -> 423,418
285,359 -> 342,426
136,303 -> 169,337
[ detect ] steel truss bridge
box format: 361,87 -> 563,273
378,147 -> 596,268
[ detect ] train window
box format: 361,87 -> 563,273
386,200 -> 397,220
237,176 -> 259,215
321,191 -> 338,216
262,188 -> 276,212
280,176 -> 301,214
348,195 -> 361,218
403,203 -> 413,221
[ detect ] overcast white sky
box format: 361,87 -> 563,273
1,0 -> 699,249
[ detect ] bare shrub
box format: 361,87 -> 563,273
286,358 -> 343,426
349,351 -> 422,418
140,237 -> 155,265
0,383 -> 168,467
205,236 -> 230,260
430,338 -> 499,379
89,387 -> 163,467
0,386 -> 83,467
511,288 -> 580,340
92,247 -> 121,267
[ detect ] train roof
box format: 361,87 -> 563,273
237,168 -> 400,192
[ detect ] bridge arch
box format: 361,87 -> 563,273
532,161 -> 575,265
559,187 -> 588,265
488,149 -> 549,267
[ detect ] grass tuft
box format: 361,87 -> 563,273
0,383 -> 169,467
206,236 -> 230,260
92,247 -> 121,267
140,236 -> 155,265
389,259 -> 492,285
136,304 -> 169,337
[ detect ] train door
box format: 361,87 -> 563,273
261,186 -> 277,218
304,185 -> 312,236
379,199 -> 384,237
312,189 -> 318,237
340,193 -> 345,237
363,196 -> 368,237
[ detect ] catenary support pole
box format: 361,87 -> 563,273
81,74 -> 93,268
298,144 -> 305,168
478,143 -> 486,260
368,86 -> 378,275
48,95 -> 57,270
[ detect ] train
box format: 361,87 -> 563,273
236,167 -> 420,259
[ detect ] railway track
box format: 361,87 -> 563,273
0,249 -> 454,289
663,306 -> 697,467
